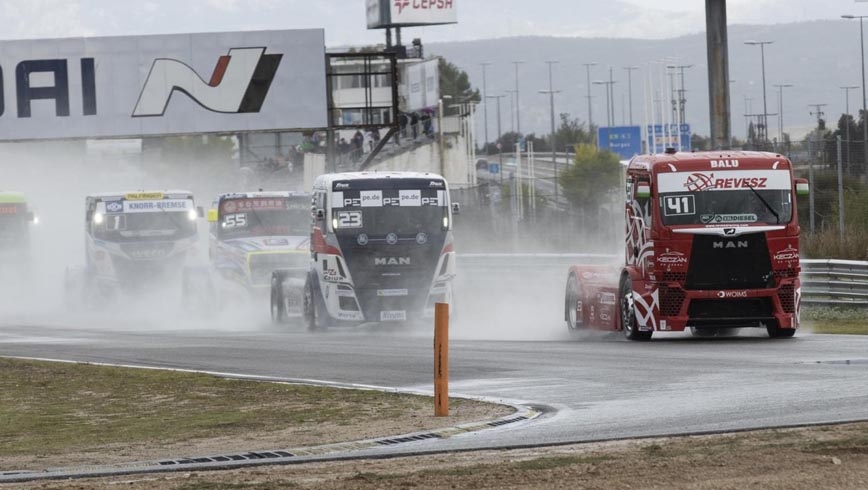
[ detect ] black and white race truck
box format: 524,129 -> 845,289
271,172 -> 458,329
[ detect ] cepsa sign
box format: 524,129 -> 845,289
367,0 -> 457,28
0,29 -> 328,142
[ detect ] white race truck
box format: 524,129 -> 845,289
65,191 -> 202,306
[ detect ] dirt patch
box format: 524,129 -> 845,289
12,422 -> 868,489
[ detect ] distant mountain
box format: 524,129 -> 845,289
428,20 -> 859,142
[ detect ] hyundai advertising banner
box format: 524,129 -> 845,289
0,29 -> 327,141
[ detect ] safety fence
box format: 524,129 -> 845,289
458,254 -> 868,307
802,259 -> 868,306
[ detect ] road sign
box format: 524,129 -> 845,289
488,163 -> 501,174
597,126 -> 642,160
647,123 -> 691,152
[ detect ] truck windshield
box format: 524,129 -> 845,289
94,204 -> 197,243
656,170 -> 794,226
218,197 -> 310,239
332,188 -> 449,237
332,205 -> 446,236
659,189 -> 793,226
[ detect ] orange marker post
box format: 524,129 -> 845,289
434,302 -> 449,417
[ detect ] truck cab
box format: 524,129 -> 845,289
206,191 -> 312,298
66,190 -> 202,304
566,151 -> 808,340
276,171 -> 457,329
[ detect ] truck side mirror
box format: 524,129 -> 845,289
635,183 -> 651,199
452,202 -> 460,215
197,206 -> 205,218
795,178 -> 810,196
206,209 -> 218,222
316,209 -> 325,221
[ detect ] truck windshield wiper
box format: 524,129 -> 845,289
747,184 -> 780,224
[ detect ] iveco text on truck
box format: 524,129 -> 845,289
564,150 -> 809,340
272,172 -> 457,329
66,191 -> 202,306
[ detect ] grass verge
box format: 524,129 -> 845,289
0,358 -> 510,467
802,306 -> 868,334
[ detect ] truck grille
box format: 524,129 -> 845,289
685,234 -> 773,290
659,285 -> 685,317
778,284 -> 796,313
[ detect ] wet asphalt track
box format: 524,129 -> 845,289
2,255 -> 868,461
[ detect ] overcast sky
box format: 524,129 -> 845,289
2,0 -> 866,45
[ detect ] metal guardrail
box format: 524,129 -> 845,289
801,259 -> 868,306
458,255 -> 868,307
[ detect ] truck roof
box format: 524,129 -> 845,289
214,190 -> 311,200
313,171 -> 447,192
87,190 -> 195,201
0,191 -> 27,204
315,171 -> 446,183
628,150 -> 792,173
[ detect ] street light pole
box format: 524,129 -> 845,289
539,60 -> 561,206
843,15 -> 868,169
506,90 -> 517,133
593,79 -> 616,127
480,62 -> 492,153
745,40 -> 774,144
623,66 -> 638,125
583,62 -> 596,135
485,94 -> 507,145
842,85 -> 860,170
512,61 -> 524,135
773,83 -> 793,147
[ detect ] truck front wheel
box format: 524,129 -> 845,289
564,274 -> 584,333
303,275 -> 326,332
270,272 -> 288,324
620,276 -> 652,341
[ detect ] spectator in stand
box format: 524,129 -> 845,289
420,109 -> 433,136
372,128 -> 381,149
352,130 -> 364,162
410,112 -> 419,139
365,129 -> 374,153
398,113 -> 410,143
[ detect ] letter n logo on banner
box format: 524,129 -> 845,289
132,47 -> 282,117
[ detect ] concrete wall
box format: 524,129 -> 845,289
365,115 -> 476,188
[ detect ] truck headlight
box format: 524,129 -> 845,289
93,212 -> 104,224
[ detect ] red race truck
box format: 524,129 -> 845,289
564,150 -> 810,340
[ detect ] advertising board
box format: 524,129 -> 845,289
0,29 -> 327,141
405,59 -> 439,112
367,0 -> 457,28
